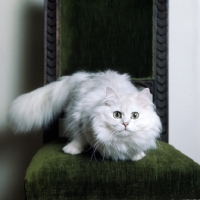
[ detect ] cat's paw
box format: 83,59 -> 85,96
62,143 -> 82,155
131,152 -> 146,161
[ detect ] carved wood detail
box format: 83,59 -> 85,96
44,0 -> 57,84
44,0 -> 58,143
155,0 -> 168,142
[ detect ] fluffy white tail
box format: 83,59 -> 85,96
8,76 -> 71,133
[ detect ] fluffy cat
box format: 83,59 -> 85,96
8,70 -> 162,161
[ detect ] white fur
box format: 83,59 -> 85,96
8,70 -> 162,161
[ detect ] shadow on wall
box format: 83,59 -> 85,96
0,4 -> 44,200
20,4 -> 44,93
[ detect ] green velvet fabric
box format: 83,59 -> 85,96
25,139 -> 200,199
59,0 -> 154,79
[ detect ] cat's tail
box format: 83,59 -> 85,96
8,76 -> 72,133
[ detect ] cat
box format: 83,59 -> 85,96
8,70 -> 162,161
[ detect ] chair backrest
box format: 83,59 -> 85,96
44,0 -> 168,143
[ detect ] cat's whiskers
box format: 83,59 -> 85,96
101,141 -> 111,162
86,140 -> 99,152
90,130 -> 116,162
89,141 -> 102,162
101,142 -> 108,162
101,131 -> 116,161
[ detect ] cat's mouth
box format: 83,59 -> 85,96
116,129 -> 133,137
123,126 -> 132,132
109,125 -> 133,137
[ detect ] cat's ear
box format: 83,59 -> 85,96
106,87 -> 118,99
103,87 -> 118,106
136,88 -> 151,108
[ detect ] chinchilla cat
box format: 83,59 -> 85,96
8,70 -> 162,161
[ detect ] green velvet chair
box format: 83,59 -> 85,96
24,0 -> 200,199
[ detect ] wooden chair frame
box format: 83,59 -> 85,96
43,0 -> 168,143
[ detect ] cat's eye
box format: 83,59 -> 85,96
113,111 -> 122,119
131,112 -> 139,119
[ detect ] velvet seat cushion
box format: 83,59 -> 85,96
25,139 -> 200,199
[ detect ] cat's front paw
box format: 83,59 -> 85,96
131,152 -> 146,161
62,143 -> 82,155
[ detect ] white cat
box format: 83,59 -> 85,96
8,70 -> 162,161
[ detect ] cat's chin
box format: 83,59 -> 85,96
115,130 -> 133,137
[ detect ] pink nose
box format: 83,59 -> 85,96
123,122 -> 129,127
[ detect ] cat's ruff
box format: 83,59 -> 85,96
8,70 -> 162,161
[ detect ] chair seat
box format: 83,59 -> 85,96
25,139 -> 200,199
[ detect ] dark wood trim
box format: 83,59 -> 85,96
155,0 -> 168,142
44,0 -> 168,143
44,0 -> 58,143
44,0 -> 57,84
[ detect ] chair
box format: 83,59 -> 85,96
24,0 -> 200,199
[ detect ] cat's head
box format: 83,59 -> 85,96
92,87 -> 162,145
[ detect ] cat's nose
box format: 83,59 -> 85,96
123,122 -> 129,127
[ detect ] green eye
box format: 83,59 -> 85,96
131,112 -> 139,119
113,111 -> 122,119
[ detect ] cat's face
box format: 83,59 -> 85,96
92,87 -> 161,143
103,98 -> 146,137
